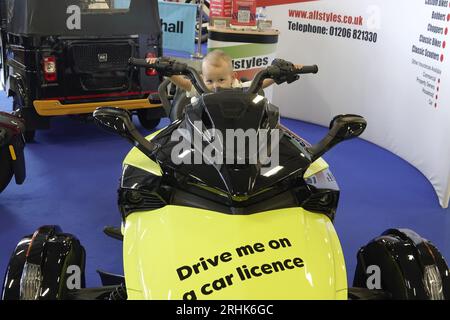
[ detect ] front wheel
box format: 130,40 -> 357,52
0,145 -> 14,193
137,109 -> 161,130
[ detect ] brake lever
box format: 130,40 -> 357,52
286,74 -> 300,84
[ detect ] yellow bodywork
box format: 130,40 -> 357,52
122,131 -> 163,176
123,207 -> 347,300
122,134 -> 347,300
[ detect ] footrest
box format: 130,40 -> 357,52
103,226 -> 123,241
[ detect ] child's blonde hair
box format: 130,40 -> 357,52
203,50 -> 233,72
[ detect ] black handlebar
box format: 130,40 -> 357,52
296,65 -> 318,74
129,57 -> 318,96
128,57 -> 152,68
129,57 -> 190,75
129,57 -> 211,94
247,64 -> 318,94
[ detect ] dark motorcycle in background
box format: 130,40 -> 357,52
0,112 -> 26,193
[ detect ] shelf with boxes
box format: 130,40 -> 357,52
209,0 -> 273,31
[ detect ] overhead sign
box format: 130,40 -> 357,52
158,1 -> 197,54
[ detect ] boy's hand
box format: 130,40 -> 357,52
145,57 -> 158,75
145,57 -> 158,64
269,59 -> 301,84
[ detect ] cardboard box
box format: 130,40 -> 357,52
210,0 -> 232,18
210,17 -> 232,29
257,19 -> 272,31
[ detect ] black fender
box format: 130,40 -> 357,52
1,233 -> 32,300
9,134 -> 26,184
2,225 -> 86,300
0,112 -> 26,184
353,228 -> 450,300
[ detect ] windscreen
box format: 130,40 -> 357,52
158,90 -> 311,199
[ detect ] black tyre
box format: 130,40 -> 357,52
13,95 -> 35,143
137,109 -> 161,130
0,145 -> 14,193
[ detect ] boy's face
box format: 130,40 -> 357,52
202,61 -> 235,91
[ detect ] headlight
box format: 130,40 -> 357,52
20,262 -> 42,300
423,265 -> 444,300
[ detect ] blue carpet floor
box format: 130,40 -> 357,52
1,45 -> 449,291
1,95 -> 449,290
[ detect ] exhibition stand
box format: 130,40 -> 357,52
264,0 -> 450,208
207,26 -> 280,80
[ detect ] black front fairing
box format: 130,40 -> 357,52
150,90 -> 313,203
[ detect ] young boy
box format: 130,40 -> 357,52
147,50 -> 302,98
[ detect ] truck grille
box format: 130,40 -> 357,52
71,43 -> 132,73
80,74 -> 129,91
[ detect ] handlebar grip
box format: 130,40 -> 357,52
128,57 -> 154,68
297,65 -> 318,74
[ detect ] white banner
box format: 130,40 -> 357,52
265,0 -> 450,208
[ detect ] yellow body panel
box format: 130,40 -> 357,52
123,131 -> 162,176
122,131 -> 344,300
123,206 -> 347,300
33,99 -> 161,116
304,158 -> 329,179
